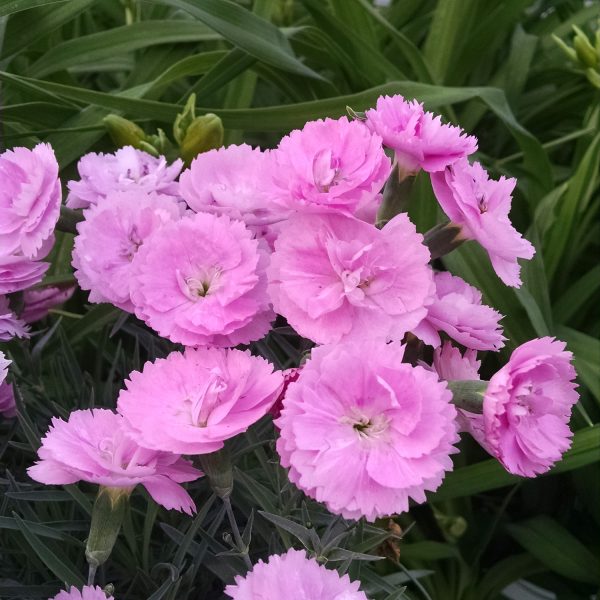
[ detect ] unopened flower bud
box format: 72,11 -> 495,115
103,115 -> 146,149
180,114 -> 224,165
173,94 -> 197,145
86,485 -> 131,569
573,26 -> 598,69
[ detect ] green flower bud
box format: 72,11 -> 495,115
103,115 -> 146,149
180,113 -> 224,165
573,26 -> 598,69
86,486 -> 131,569
173,94 -> 197,146
586,67 -> 600,89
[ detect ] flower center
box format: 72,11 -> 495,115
189,369 -> 228,427
120,226 -> 143,261
477,194 -> 487,213
312,149 -> 343,192
341,408 -> 390,442
177,267 -> 222,301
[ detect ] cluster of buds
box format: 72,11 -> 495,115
554,25 -> 600,88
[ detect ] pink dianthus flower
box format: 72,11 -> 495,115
475,337 -> 579,477
225,548 -> 367,599
365,95 -> 477,176
72,190 -> 181,312
276,342 -> 459,521
130,212 -> 273,347
50,585 -> 114,600
0,251 -> 49,296
430,159 -> 535,287
28,408 -> 201,514
268,212 -> 434,344
179,144 -> 289,245
0,143 -> 61,258
271,117 -> 391,218
66,146 -> 182,209
118,347 -> 283,456
0,295 -> 29,340
413,271 -> 504,351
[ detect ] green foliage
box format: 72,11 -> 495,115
0,1 -> 599,599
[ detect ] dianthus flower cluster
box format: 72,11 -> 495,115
2,93 -> 580,599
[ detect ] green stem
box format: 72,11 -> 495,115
223,495 -> 252,571
56,206 -> 84,235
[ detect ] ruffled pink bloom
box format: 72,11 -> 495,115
50,586 -> 114,600
0,253 -> 48,295
225,548 -> 367,599
471,337 -> 578,477
66,146 -> 182,209
72,190 -> 181,312
118,347 -> 283,455
179,144 -> 289,245
21,284 -> 76,323
431,159 -> 535,287
0,351 -> 16,418
276,342 -> 459,521
0,143 -> 61,258
0,295 -> 29,341
268,212 -> 434,345
130,212 -> 273,347
28,408 -> 201,514
365,95 -> 477,175
271,117 -> 391,218
413,271 -> 504,351
432,341 -> 481,381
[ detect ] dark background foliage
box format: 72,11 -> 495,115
0,1 -> 599,599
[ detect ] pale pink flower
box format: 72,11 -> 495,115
430,159 -> 535,287
0,143 -> 61,258
72,190 -> 181,312
0,252 -> 49,295
276,342 -> 459,521
130,212 -> 273,347
268,212 -> 434,345
179,144 -> 289,245
0,351 -> 16,418
271,117 -> 391,217
50,585 -> 114,600
118,347 -> 283,455
225,548 -> 367,599
432,341 -> 481,382
474,337 -> 579,477
0,295 -> 29,341
365,95 -> 477,175
28,409 -> 201,514
21,284 -> 76,323
66,146 -> 182,209
413,271 -> 504,351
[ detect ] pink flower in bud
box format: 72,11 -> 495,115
413,271 -> 505,351
225,548 -> 367,599
268,212 -> 434,344
365,95 -> 477,176
130,212 -> 273,347
67,146 -> 182,209
0,143 -> 61,258
118,347 -> 283,456
28,409 -> 201,514
271,117 -> 391,218
72,190 -> 182,312
179,144 -> 289,245
276,342 -> 459,521
431,159 -> 535,287
50,586 -> 114,600
432,341 -> 481,382
21,284 -> 76,323
0,295 -> 29,341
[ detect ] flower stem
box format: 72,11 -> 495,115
447,380 -> 488,414
87,563 -> 97,586
423,221 -> 465,260
223,495 -> 252,571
